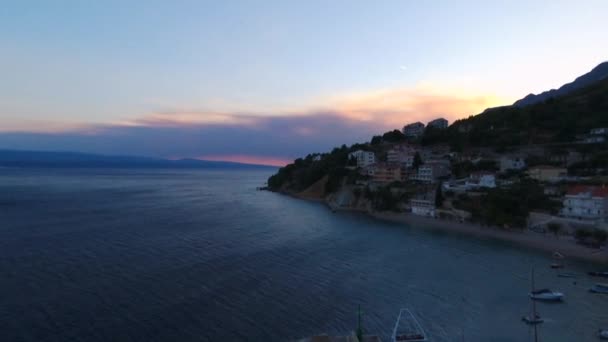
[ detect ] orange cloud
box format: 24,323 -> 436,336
323,85 -> 507,127
124,83 -> 507,130
197,155 -> 289,167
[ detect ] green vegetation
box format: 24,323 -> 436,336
268,145 -> 350,192
574,228 -> 607,246
453,178 -> 561,228
418,78 -> 608,148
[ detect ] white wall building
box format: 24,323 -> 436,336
560,185 -> 608,222
465,172 -> 496,189
348,150 -> 376,168
410,197 -> 436,217
403,122 -> 425,138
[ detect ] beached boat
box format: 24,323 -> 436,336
590,283 -> 608,294
600,329 -> 608,340
588,271 -> 608,278
391,309 -> 427,342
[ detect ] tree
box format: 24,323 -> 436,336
435,182 -> 444,208
413,152 -> 423,169
593,229 -> 608,245
370,135 -> 382,145
382,129 -> 406,143
575,228 -> 592,242
547,222 -> 561,238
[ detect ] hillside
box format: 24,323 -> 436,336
268,66 -> 608,195
448,76 -> 608,148
514,61 -> 608,107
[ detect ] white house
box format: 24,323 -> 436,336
403,122 -> 425,138
465,172 -> 496,189
585,135 -> 606,144
348,150 -> 376,168
410,191 -> 436,217
560,185 -> 608,222
590,128 -> 608,135
427,118 -> 448,129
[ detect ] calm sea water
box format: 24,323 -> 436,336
0,168 -> 606,342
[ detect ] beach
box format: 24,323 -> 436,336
371,211 -> 608,264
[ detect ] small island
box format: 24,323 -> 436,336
266,73 -> 608,264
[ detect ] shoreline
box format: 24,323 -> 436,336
369,211 -> 608,265
279,190 -> 608,265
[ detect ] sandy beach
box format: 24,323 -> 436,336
278,187 -> 608,265
370,211 -> 608,265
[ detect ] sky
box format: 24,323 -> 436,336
1,1 -> 607,166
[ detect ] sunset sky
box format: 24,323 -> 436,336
1,1 -> 607,166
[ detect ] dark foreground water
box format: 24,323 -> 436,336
0,168 -> 606,342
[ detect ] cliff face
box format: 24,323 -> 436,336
326,185 -> 371,212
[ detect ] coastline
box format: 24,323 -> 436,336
369,211 -> 608,265
280,190 -> 608,265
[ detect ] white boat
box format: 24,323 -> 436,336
522,268 -> 544,325
557,272 -> 576,278
600,329 -> 608,340
391,309 -> 428,342
589,271 -> 608,278
590,283 -> 608,294
529,288 -> 564,301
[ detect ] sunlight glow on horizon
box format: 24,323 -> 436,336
197,155 -> 290,167
1,1 -> 607,162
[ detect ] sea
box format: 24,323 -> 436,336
0,168 -> 606,342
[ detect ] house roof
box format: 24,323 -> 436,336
566,185 -> 608,198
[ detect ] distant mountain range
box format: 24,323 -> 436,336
514,61 -> 608,107
0,150 -> 276,169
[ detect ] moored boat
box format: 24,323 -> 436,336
523,268 -> 544,325
529,288 -> 564,301
588,271 -> 608,278
590,283 -> 608,294
557,272 -> 576,278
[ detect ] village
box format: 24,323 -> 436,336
325,118 -> 608,245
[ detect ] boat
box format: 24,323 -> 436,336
589,283 -> 608,294
527,267 -> 563,301
600,329 -> 608,340
391,309 -> 428,342
556,272 -> 576,278
588,271 -> 608,278
522,268 -> 544,325
529,288 -> 564,301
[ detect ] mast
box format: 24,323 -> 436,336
530,268 -> 536,318
356,305 -> 363,341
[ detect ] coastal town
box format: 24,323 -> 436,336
268,113 -> 608,258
